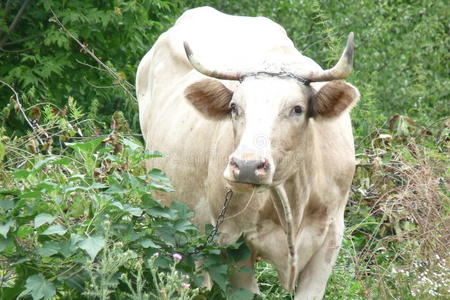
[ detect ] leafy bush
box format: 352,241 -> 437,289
0,0 -> 180,134
0,101 -> 254,299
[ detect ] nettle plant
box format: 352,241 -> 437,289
0,102 -> 251,300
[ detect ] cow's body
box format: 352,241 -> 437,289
137,7 -> 358,299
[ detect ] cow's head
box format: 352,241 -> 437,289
183,34 -> 359,191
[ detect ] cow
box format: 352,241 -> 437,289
136,6 -> 359,299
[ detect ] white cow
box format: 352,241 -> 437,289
137,7 -> 359,299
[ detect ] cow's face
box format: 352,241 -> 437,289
185,76 -> 359,190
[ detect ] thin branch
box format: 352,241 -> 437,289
4,33 -> 43,46
0,46 -> 31,53
0,79 -> 44,146
0,0 -> 32,49
24,102 -> 61,112
75,59 -> 108,73
49,11 -> 137,102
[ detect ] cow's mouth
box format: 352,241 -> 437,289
226,180 -> 269,193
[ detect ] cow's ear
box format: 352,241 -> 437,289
185,78 -> 233,120
310,80 -> 359,118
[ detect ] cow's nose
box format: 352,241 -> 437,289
229,157 -> 270,184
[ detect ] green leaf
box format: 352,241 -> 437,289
0,199 -> 15,210
37,241 -> 61,257
126,206 -> 143,216
0,220 -> 14,238
207,264 -> 228,291
140,239 -> 160,249
66,137 -> 103,155
122,137 -> 141,150
89,182 -> 108,189
0,237 -> 13,252
79,235 -> 105,260
19,190 -> 42,199
34,214 -> 57,228
59,234 -> 83,258
174,219 -> 196,233
52,157 -> 72,165
41,224 -> 67,236
13,169 -> 31,179
143,150 -> 163,159
146,206 -> 176,220
33,157 -> 57,171
148,168 -> 174,192
19,273 -> 56,300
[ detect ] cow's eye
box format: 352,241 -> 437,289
292,105 -> 303,115
230,103 -> 238,115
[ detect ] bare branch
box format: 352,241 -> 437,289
0,0 -> 32,49
4,33 -> 43,46
75,59 -> 108,73
0,79 -> 44,145
49,11 -> 137,103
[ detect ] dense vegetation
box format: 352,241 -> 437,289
1,0 -> 448,299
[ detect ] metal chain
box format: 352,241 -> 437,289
206,188 -> 234,244
189,188 -> 233,255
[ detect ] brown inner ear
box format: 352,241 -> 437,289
311,80 -> 358,118
184,78 -> 233,119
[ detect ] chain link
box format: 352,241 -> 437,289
190,188 -> 233,255
206,188 -> 234,244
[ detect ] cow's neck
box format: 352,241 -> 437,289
283,123 -> 323,231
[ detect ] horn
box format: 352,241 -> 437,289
304,32 -> 354,82
184,41 -> 243,80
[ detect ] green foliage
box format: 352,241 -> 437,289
0,103 -> 255,299
0,0 -> 180,134
1,0 -> 448,299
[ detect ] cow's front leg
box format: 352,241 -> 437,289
294,217 -> 344,300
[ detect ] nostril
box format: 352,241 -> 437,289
256,159 -> 270,171
230,158 -> 238,168
229,158 -> 240,178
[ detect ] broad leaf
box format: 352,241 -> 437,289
0,237 -> 13,252
0,199 -> 15,210
41,224 -> 67,236
122,138 -> 141,150
208,264 -> 228,291
79,235 -> 105,260
34,214 -> 57,228
37,241 -> 61,257
66,137 -> 103,155
19,273 -> 56,300
140,239 -> 160,249
0,220 -> 15,238
125,205 -> 142,216
148,168 -> 174,192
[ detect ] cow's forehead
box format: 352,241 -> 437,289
235,76 -> 309,106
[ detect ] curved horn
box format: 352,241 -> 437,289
305,32 -> 354,82
184,41 -> 243,80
